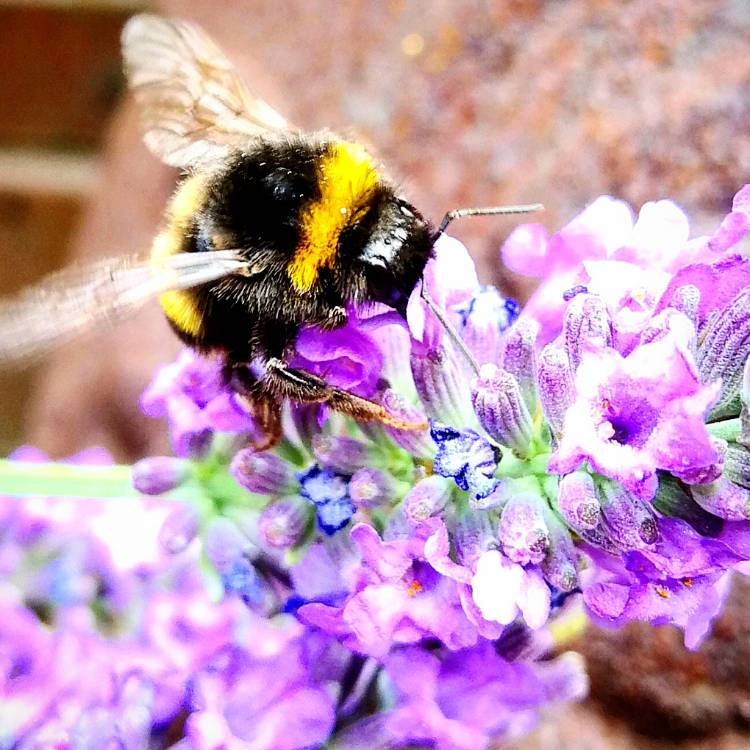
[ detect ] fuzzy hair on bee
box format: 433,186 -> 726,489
0,14 -> 541,449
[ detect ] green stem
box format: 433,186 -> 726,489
0,459 -> 205,503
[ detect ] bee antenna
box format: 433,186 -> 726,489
419,281 -> 481,377
434,203 -> 544,239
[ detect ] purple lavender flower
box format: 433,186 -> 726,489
291,306 -> 385,397
549,323 -> 720,500
297,465 -> 355,535
381,642 -> 587,750
299,523 -> 483,656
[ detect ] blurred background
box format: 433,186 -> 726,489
2,0 -> 750,746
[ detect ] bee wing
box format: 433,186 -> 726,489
0,250 -> 247,367
123,14 -> 292,168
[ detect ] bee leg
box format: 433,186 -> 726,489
264,359 -> 427,431
223,362 -> 283,450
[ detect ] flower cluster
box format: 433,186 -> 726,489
8,184 -> 750,748
137,186 -> 750,655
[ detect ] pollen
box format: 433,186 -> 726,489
682,577 -> 694,588
655,584 -> 670,599
405,580 -> 423,597
288,142 -> 378,293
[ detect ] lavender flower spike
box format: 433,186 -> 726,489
471,364 -> 533,456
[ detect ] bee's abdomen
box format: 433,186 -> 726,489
152,173 -> 211,338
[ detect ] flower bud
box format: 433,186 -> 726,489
563,293 -> 613,370
312,434 -> 372,475
258,497 -> 310,550
692,479 -> 750,521
230,449 -> 294,495
349,468 -> 398,509
411,344 -> 476,426
697,287 -> 750,419
158,505 -> 200,555
498,492 -> 550,565
471,364 -> 532,455
132,456 -> 188,495
598,479 -> 658,548
404,475 -> 452,522
741,356 -> 750,448
667,284 -> 700,325
540,505 -> 579,592
451,510 -> 497,569
557,471 -> 601,533
724,444 -> 750,490
500,318 -> 539,412
537,344 -> 574,440
381,390 -> 435,461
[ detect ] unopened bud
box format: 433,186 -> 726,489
692,479 -> 750,521
404,475 -> 452,522
349,468 -> 397,509
258,497 -> 310,549
598,479 -> 658,548
537,344 -> 574,440
498,492 -> 550,565
557,471 -> 601,533
471,364 -> 532,455
500,319 -> 539,412
230,449 -> 294,495
563,293 -> 613,370
132,456 -> 188,495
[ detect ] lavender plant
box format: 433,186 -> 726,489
4,185 -> 750,748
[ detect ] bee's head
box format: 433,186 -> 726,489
355,197 -> 433,317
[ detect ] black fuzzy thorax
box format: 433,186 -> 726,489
169,136 -> 434,364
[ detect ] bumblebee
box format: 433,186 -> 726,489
0,15 -> 540,447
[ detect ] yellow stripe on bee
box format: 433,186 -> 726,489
152,174 -> 209,336
289,142 -> 378,293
